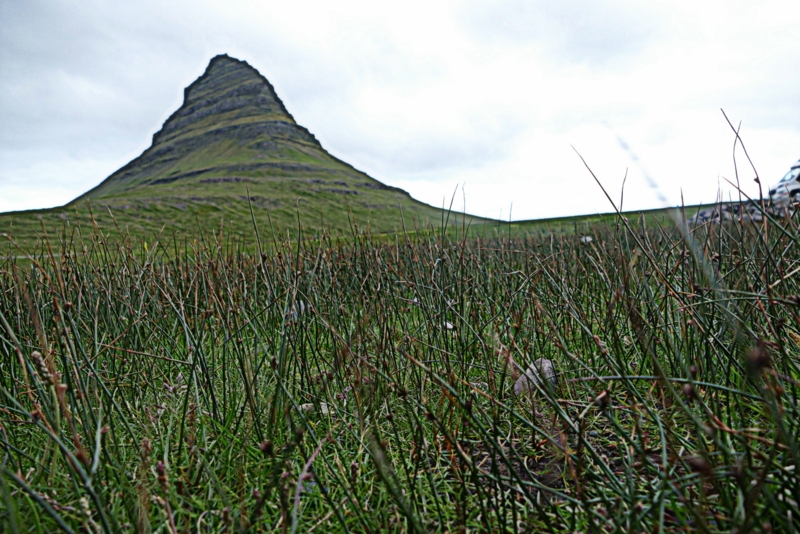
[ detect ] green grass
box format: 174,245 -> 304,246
1,209 -> 798,532
0,180 -> 687,258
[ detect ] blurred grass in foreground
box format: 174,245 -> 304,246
1,210 -> 798,532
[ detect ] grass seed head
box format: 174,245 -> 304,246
156,461 -> 168,492
30,351 -> 52,385
350,461 -> 359,482
686,455 -> 712,478
730,459 -> 745,484
682,384 -> 695,403
139,438 -> 152,462
746,340 -> 771,376
594,390 -> 610,411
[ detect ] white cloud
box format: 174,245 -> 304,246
1,0 -> 798,218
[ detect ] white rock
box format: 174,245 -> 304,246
580,236 -> 593,244
514,358 -> 557,395
299,402 -> 333,415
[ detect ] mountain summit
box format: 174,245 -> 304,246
78,55 -> 418,204
80,54 -> 323,198
5,54 -> 458,242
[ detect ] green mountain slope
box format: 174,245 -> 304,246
2,55 -> 474,251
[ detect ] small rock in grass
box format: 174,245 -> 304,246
299,402 -> 333,415
580,236 -> 593,245
513,358 -> 557,395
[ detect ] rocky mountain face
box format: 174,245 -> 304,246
153,55 -> 303,148
79,55 -> 326,197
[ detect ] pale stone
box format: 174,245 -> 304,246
299,402 -> 332,415
514,358 -> 557,395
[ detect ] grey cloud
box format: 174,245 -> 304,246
338,134 -> 513,176
544,104 -> 643,134
729,83 -> 800,131
317,107 -> 529,178
457,0 -> 669,67
0,1 -> 227,189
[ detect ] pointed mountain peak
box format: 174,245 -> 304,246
152,54 -> 298,148
208,53 -> 242,65
74,54 -> 326,199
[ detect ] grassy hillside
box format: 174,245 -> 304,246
0,203 -> 691,262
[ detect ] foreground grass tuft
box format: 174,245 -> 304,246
1,212 -> 799,532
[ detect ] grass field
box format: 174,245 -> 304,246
1,209 -> 798,532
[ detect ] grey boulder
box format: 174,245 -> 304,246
514,358 -> 557,395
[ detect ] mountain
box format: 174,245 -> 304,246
2,55 -> 474,251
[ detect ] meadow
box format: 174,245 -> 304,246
1,208 -> 798,532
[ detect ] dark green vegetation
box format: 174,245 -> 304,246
1,55 -> 479,251
1,212 -> 798,532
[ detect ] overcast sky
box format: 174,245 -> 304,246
2,0 -> 799,220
